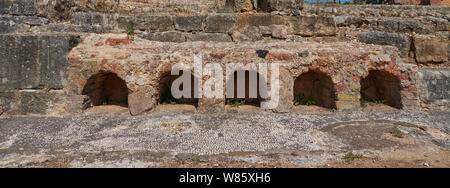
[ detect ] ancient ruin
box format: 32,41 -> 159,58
0,0 -> 448,168
0,0 -> 448,116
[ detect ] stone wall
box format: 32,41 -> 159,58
0,0 -> 448,115
66,34 -> 420,115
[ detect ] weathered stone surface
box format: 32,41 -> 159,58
205,14 -> 237,33
2,0 -> 38,16
72,12 -> 114,25
50,0 -> 76,19
1,16 -> 49,26
78,24 -> 114,33
377,18 -> 433,34
41,35 -> 81,89
21,91 -> 58,114
47,24 -> 113,33
67,34 -> 411,114
418,69 -> 450,102
290,16 -> 337,37
198,99 -> 225,113
0,92 -> 14,113
236,14 -> 287,28
273,67 -> 293,113
230,26 -> 263,41
0,34 -> 81,90
226,0 -> 254,12
263,25 -> 288,39
426,17 -> 450,32
118,15 -> 173,32
0,21 -> 27,34
430,0 -> 450,6
414,35 -> 449,64
0,90 -> 66,115
140,31 -> 186,43
230,24 -> 288,41
0,0 -> 13,14
358,32 -> 410,57
174,15 -> 205,32
0,16 -> 50,33
129,86 -> 158,116
393,0 -> 421,5
187,33 -> 232,42
333,16 -> 366,27
377,18 -> 399,33
0,105 -> 3,116
398,18 -> 433,34
257,0 -> 303,12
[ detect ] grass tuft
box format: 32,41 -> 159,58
342,152 -> 364,163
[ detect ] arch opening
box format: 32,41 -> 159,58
225,70 -> 268,107
294,70 -> 336,109
360,70 -> 403,109
82,72 -> 129,108
158,71 -> 200,107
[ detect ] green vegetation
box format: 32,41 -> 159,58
342,152 -> 364,163
193,155 -> 201,163
360,99 -> 384,108
160,88 -> 178,105
217,8 -> 234,13
227,99 -> 245,107
126,21 -> 136,36
94,0 -> 116,13
390,125 -> 403,138
295,94 -> 317,106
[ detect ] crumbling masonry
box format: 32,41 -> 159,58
0,0 -> 448,116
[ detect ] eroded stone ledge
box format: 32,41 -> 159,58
65,34 -> 419,115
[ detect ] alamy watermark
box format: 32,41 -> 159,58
170,54 -> 280,109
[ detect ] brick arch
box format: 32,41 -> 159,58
158,69 -> 200,107
82,71 -> 129,108
294,70 -> 337,109
225,70 -> 268,107
360,70 -> 403,109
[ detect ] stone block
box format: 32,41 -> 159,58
205,14 -> 237,33
358,32 -> 410,57
187,33 -> 232,42
289,16 -> 337,37
226,0 -> 254,12
129,86 -> 158,116
236,14 -> 288,28
257,0 -> 304,12
118,15 -> 174,32
10,0 -> 37,16
418,69 -> 450,102
414,35 -> 448,64
174,15 -> 205,32
0,34 -> 81,90
140,31 -> 186,43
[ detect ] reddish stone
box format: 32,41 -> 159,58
115,55 -> 130,60
210,53 -> 226,59
392,0 -> 421,5
101,59 -> 108,69
352,76 -> 360,82
400,75 -> 409,81
335,84 -> 347,92
105,38 -> 133,46
406,85 -> 416,92
430,0 -> 450,5
95,42 -> 104,46
267,52 -> 295,61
